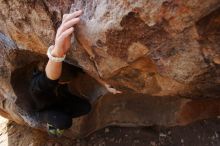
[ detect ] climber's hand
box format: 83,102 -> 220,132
104,84 -> 122,94
52,10 -> 83,57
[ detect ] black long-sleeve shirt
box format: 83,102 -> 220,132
30,70 -> 60,110
30,69 -> 91,117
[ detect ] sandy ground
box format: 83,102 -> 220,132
0,116 -> 219,146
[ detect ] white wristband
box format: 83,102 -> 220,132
47,45 -> 66,62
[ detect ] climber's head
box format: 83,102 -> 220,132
44,110 -> 72,137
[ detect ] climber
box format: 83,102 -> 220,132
30,10 -> 91,137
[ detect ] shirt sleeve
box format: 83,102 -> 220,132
30,69 -> 59,96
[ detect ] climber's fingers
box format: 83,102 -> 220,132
104,84 -> 123,94
107,87 -> 123,94
58,18 -> 80,37
58,27 -> 74,41
56,10 -> 82,38
62,10 -> 83,24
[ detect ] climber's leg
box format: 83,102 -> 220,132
38,109 -> 72,134
56,84 -> 92,118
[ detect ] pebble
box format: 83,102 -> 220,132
159,133 -> 167,137
212,135 -> 215,140
215,132 -> 219,138
98,141 -> 105,146
76,139 -> 80,146
105,128 -> 109,133
135,130 -> 140,134
118,138 -> 122,143
181,139 -> 184,143
150,141 -> 156,146
134,139 -> 140,143
110,138 -> 115,142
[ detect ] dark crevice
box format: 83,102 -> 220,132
10,50 -> 105,115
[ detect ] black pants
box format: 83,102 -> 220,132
45,84 -> 91,118
30,70 -> 91,129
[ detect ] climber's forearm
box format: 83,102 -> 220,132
45,10 -> 82,80
45,49 -> 64,80
45,60 -> 62,80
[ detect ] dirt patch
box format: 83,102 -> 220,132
0,116 -> 219,146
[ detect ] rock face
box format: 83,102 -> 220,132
0,0 -> 220,138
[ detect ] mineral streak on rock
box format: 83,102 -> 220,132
0,0 -> 220,138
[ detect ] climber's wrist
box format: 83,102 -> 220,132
51,46 -> 65,58
47,45 -> 66,62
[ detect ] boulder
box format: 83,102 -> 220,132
0,0 -> 220,138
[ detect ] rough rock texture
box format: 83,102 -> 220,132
0,0 -> 220,138
0,117 -> 220,146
